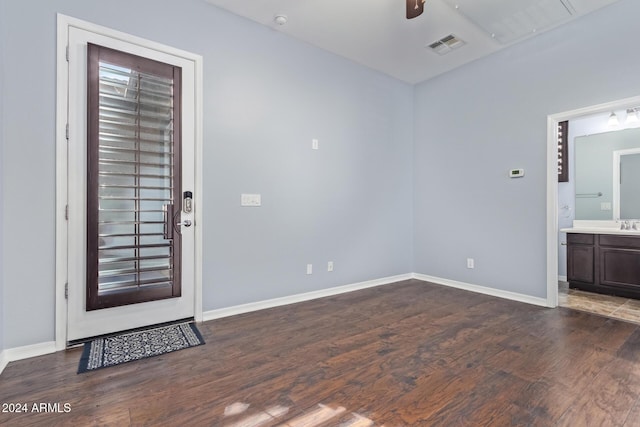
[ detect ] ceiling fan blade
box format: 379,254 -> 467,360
406,0 -> 425,19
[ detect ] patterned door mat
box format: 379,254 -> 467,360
77,322 -> 205,373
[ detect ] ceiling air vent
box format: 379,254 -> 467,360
427,34 -> 465,55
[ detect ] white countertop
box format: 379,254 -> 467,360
561,220 -> 640,235
560,227 -> 640,236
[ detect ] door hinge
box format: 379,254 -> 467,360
65,123 -> 69,140
65,204 -> 69,220
66,45 -> 69,62
65,282 -> 68,299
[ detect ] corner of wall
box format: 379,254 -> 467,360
0,342 -> 57,376
409,83 -> 416,274
0,0 -> 6,356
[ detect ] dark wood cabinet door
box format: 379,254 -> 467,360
600,248 -> 640,289
567,244 -> 595,284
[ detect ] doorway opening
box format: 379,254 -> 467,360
547,94 -> 640,322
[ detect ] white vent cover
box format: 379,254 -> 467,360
427,34 -> 466,55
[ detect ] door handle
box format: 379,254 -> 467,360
178,220 -> 192,227
163,204 -> 174,239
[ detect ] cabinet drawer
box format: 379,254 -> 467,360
599,235 -> 640,249
567,233 -> 594,245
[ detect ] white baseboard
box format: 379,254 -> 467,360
412,273 -> 549,307
0,350 -> 8,375
0,342 -> 57,376
203,273 -> 413,321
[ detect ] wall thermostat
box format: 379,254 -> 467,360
509,168 -> 525,178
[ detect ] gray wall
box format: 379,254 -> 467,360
413,0 -> 640,298
0,1 -> 5,352
0,0 -> 413,348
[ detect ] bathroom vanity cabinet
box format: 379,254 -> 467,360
567,233 -> 640,299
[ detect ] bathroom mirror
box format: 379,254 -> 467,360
574,127 -> 640,220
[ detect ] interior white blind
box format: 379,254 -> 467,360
96,61 -> 176,296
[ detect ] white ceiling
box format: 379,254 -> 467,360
204,0 -> 619,84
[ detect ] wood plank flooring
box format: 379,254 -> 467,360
2,279 -> 640,426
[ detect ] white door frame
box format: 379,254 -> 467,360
55,14 -> 203,349
546,94 -> 640,308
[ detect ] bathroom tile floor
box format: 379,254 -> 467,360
558,281 -> 640,324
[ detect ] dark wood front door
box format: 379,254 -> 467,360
86,44 -> 182,310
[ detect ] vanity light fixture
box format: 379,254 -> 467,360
608,112 -> 620,127
626,108 -> 639,124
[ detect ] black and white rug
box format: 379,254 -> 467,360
78,322 -> 205,373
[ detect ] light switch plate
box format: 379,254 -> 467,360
241,194 -> 261,206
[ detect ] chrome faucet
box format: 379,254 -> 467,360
619,220 -> 639,230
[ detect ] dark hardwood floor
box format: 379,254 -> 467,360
2,279 -> 640,426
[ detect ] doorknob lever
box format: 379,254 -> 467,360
177,219 -> 192,227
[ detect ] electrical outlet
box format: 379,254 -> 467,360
328,261 -> 334,272
467,258 -> 475,269
306,264 -> 313,275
